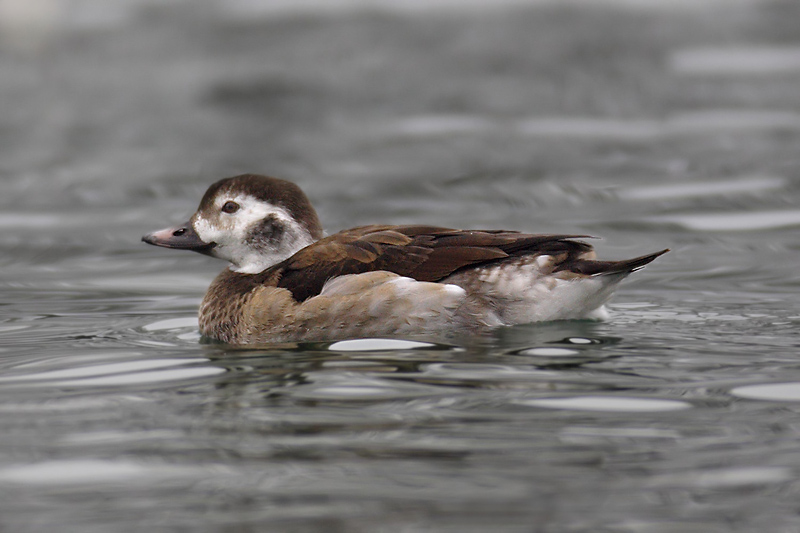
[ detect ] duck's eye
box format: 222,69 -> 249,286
221,201 -> 240,214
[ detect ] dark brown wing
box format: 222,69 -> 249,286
273,224 -> 595,301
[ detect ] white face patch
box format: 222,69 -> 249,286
192,193 -> 315,273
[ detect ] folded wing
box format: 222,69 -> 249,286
273,225 -> 597,302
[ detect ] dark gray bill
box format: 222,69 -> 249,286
142,222 -> 215,253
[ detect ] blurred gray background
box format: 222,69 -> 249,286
3,1 -> 800,531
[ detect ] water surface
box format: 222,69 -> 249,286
3,0 -> 800,531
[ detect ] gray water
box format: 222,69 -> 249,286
3,0 -> 800,531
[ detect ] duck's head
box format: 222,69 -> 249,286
143,174 -> 323,274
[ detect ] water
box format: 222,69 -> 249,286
3,0 -> 800,530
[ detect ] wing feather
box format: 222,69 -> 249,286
274,225 -> 595,301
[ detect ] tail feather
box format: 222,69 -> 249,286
564,248 -> 670,276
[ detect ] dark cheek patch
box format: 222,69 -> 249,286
246,215 -> 285,250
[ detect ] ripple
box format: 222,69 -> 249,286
0,460 -> 148,485
730,382 -> 800,401
143,317 -> 199,331
422,363 -> 555,381
176,331 -> 202,341
0,460 -> 202,486
560,426 -> 680,440
383,115 -> 495,137
290,386 -> 434,401
379,110 -> 800,144
86,275 -> 209,292
517,347 -> 580,357
511,346 -> 603,366
647,209 -> 800,231
0,358 -> 225,387
649,467 -> 794,489
0,396 -> 131,413
564,337 -> 600,345
615,175 -> 786,202
52,366 -> 225,387
671,46 -> 800,75
518,111 -> 800,140
516,396 -> 691,412
517,117 -> 660,141
0,358 -> 191,381
0,325 -> 30,334
328,338 -> 438,351
287,374 -> 445,401
300,386 -> 391,399
668,110 -> 800,133
61,429 -> 185,446
612,308 -> 707,323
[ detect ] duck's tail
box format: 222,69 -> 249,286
568,249 -> 670,277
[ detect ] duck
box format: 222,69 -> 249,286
142,174 -> 668,344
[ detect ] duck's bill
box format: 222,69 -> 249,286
142,222 -> 216,253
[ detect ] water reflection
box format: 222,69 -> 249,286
515,396 -> 691,412
0,356 -> 226,388
731,382 -> 800,402
328,338 -> 440,352
0,460 -> 155,485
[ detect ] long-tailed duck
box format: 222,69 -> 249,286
143,174 -> 668,343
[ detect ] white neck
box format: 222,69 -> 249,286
229,230 -> 314,274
